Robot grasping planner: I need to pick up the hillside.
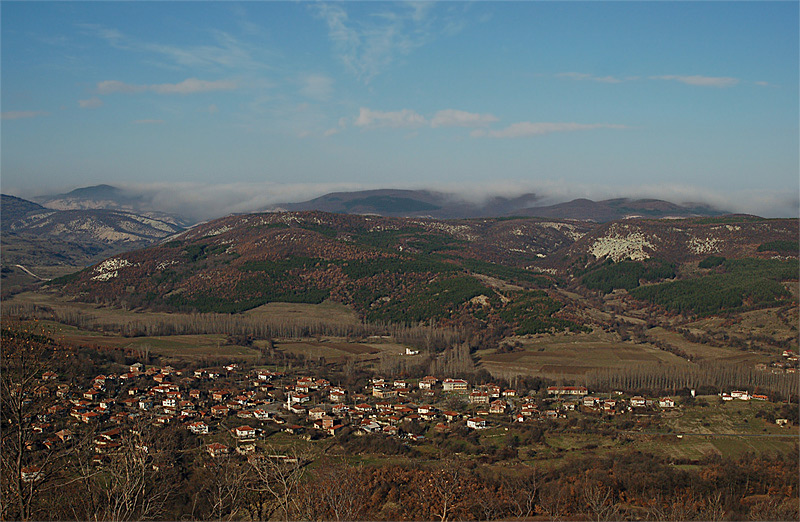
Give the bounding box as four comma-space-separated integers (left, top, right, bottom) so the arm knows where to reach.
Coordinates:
50, 211, 797, 329
1, 194, 186, 270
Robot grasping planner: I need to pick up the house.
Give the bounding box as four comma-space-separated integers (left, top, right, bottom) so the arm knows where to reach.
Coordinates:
776, 418, 791, 427
466, 417, 487, 429
442, 378, 468, 392
359, 419, 381, 433
546, 386, 588, 397
234, 426, 256, 440
502, 389, 517, 397
721, 393, 734, 401
308, 407, 326, 420
469, 391, 490, 404
329, 390, 346, 403
42, 371, 57, 381
630, 396, 646, 407
731, 390, 750, 401
83, 389, 101, 401
99, 428, 121, 441
210, 405, 230, 417
443, 411, 460, 422
288, 392, 310, 404
81, 411, 102, 423
419, 376, 438, 389
21, 466, 43, 482
486, 385, 501, 398
332, 404, 349, 416
372, 387, 397, 399
658, 397, 675, 408
489, 400, 508, 415
253, 409, 272, 420
354, 403, 373, 413
188, 422, 209, 434
206, 442, 229, 458
583, 396, 599, 408
236, 443, 256, 455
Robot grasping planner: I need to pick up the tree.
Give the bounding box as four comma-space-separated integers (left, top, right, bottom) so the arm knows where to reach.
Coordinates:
246, 443, 310, 521
0, 325, 60, 521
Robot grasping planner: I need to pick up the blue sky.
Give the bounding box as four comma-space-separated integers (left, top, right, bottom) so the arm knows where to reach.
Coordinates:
2, 1, 798, 219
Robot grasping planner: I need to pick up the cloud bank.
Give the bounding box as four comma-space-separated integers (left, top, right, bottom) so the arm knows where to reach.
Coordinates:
24, 181, 791, 223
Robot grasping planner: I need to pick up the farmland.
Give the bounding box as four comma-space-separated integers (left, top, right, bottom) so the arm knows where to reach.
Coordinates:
476, 331, 692, 379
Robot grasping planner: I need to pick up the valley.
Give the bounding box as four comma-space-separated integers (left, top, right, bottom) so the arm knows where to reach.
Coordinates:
2, 201, 798, 521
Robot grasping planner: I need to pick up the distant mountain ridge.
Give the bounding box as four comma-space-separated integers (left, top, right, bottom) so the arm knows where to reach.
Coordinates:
1, 194, 186, 268
516, 197, 726, 222
29, 184, 728, 223
267, 189, 542, 219
267, 189, 726, 221
34, 184, 190, 227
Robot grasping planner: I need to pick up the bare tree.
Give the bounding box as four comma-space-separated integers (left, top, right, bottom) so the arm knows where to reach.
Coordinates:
68, 419, 175, 521
582, 481, 620, 522
295, 460, 367, 521
502, 465, 540, 519
0, 325, 56, 521
246, 443, 310, 521
428, 462, 464, 522
206, 456, 250, 521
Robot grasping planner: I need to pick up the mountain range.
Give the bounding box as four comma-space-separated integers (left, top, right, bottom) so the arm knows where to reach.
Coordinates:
47, 209, 797, 327
1, 194, 185, 269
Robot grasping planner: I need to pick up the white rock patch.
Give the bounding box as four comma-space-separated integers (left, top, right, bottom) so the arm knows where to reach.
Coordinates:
590, 227, 654, 261
91, 258, 134, 281
688, 236, 720, 254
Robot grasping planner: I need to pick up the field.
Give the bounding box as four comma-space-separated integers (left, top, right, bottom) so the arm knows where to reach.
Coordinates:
646, 327, 769, 364
475, 330, 692, 379
262, 338, 410, 363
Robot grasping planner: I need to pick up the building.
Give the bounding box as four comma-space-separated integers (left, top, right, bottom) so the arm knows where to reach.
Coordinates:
442, 378, 468, 392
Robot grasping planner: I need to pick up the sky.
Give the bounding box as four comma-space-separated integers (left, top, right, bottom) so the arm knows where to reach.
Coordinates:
2, 0, 798, 219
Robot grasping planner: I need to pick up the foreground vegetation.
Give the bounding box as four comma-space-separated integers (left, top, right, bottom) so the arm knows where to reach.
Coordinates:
2, 319, 798, 521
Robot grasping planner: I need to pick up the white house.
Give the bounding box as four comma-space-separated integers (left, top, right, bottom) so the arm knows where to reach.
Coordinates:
466, 417, 487, 429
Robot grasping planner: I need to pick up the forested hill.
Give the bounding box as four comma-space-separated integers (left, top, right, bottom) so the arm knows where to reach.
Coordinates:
49, 211, 797, 325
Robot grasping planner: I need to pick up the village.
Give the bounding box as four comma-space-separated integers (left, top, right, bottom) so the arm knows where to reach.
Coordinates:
20, 351, 796, 476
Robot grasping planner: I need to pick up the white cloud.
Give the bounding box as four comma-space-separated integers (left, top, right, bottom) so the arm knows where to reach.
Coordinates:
472, 121, 627, 138
1, 111, 48, 120
651, 75, 739, 87
84, 23, 265, 72
314, 2, 438, 82
132, 119, 164, 125
557, 72, 624, 84
300, 74, 334, 101
97, 78, 237, 95
354, 107, 427, 128
430, 109, 498, 128
78, 97, 104, 109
